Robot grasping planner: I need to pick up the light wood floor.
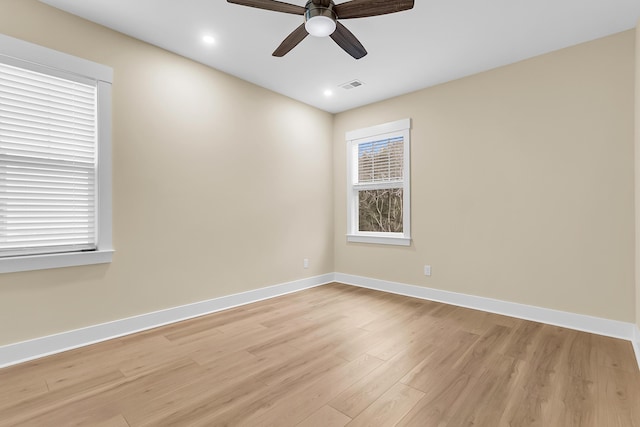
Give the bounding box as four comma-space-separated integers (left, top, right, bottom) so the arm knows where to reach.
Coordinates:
1, 283, 639, 426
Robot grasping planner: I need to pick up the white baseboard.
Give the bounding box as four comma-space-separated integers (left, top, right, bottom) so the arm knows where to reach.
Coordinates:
335, 273, 637, 343
0, 273, 334, 369
633, 326, 640, 371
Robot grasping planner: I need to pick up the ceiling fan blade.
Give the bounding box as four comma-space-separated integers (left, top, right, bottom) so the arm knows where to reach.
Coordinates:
334, 0, 414, 19
227, 0, 305, 15
273, 24, 309, 57
330, 22, 367, 59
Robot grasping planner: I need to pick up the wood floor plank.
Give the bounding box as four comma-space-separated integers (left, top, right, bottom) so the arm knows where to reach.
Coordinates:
400, 329, 479, 392
0, 375, 49, 412
296, 405, 351, 427
595, 365, 640, 426
516, 324, 569, 398
0, 282, 637, 426
396, 370, 473, 427
124, 369, 268, 426
329, 339, 437, 418
215, 316, 269, 335
500, 318, 544, 360
242, 354, 384, 427
456, 355, 532, 426
365, 312, 441, 361
96, 415, 131, 427
591, 333, 640, 373
345, 382, 425, 427
1, 357, 192, 426
452, 324, 513, 378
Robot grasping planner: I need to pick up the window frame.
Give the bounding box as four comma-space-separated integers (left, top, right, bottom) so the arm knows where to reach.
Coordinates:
346, 118, 411, 246
0, 34, 113, 273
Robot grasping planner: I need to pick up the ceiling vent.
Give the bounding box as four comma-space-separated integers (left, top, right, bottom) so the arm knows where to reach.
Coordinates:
340, 79, 364, 90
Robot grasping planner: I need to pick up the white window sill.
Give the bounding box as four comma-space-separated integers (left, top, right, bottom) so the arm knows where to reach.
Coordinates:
347, 234, 411, 246
0, 250, 114, 274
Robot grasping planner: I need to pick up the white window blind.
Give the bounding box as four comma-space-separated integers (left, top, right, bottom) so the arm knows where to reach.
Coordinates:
357, 136, 404, 185
0, 61, 98, 257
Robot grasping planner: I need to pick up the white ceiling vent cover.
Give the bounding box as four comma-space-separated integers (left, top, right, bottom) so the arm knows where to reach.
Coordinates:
340, 79, 365, 90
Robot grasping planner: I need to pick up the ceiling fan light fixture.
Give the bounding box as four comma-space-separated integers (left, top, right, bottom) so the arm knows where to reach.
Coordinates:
305, 15, 336, 37
304, 2, 337, 37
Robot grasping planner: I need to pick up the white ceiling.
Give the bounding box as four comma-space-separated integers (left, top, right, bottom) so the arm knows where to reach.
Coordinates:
40, 0, 640, 114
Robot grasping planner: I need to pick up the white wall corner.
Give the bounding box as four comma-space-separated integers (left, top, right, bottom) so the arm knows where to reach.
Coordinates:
0, 273, 335, 369
334, 273, 638, 343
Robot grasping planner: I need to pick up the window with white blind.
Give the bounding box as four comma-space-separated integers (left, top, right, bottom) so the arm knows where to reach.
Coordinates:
0, 34, 113, 273
346, 118, 411, 246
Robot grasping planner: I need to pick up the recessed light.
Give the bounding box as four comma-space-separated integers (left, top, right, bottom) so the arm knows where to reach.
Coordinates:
323, 89, 333, 97
202, 35, 216, 45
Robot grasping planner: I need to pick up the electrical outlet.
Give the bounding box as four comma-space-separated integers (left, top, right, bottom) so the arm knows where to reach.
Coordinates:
303, 258, 309, 269
424, 265, 431, 276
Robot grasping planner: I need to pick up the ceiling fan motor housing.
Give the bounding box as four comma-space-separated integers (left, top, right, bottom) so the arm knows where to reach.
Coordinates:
305, 0, 337, 37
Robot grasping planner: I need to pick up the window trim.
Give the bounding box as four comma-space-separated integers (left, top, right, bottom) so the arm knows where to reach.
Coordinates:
0, 34, 113, 273
346, 118, 411, 246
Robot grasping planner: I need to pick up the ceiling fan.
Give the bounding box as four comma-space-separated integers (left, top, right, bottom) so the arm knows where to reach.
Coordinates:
227, 0, 415, 59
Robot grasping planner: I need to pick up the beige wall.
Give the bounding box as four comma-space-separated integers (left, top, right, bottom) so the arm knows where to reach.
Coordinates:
334, 31, 636, 322
0, 0, 334, 346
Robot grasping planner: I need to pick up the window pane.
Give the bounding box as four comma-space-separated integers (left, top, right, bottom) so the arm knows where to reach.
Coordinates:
358, 136, 403, 184
358, 188, 403, 232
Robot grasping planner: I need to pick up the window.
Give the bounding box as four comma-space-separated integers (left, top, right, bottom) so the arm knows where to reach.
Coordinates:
346, 118, 411, 246
0, 34, 113, 273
